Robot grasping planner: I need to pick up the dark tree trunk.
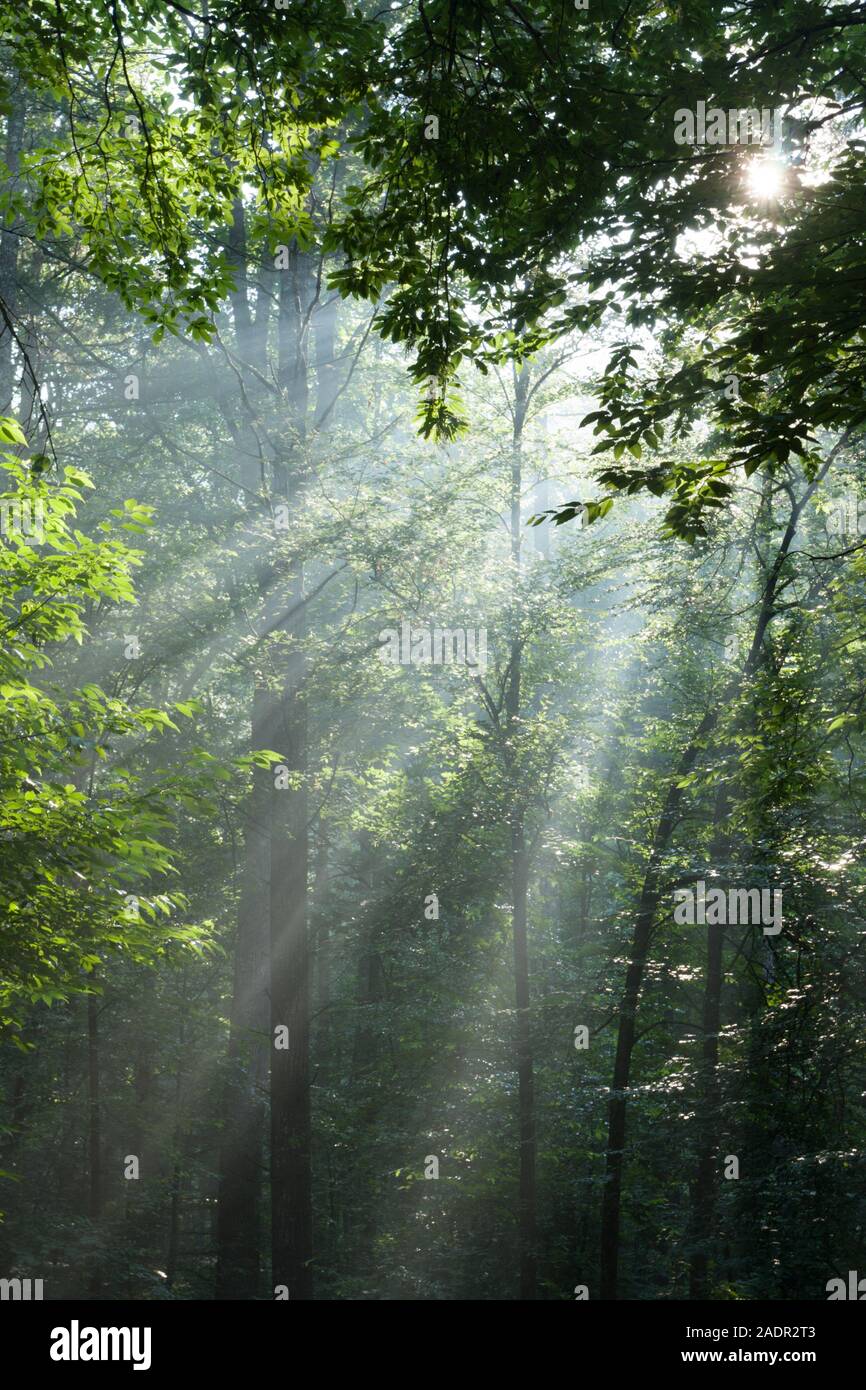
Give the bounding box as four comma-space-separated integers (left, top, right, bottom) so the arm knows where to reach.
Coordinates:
166, 974, 188, 1289
313, 831, 332, 1069
688, 909, 724, 1298
598, 760, 707, 1299
87, 994, 102, 1224
351, 830, 383, 1078
214, 225, 274, 1297
87, 992, 103, 1296
215, 698, 272, 1297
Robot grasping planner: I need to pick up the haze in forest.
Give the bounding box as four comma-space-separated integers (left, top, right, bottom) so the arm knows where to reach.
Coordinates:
0, 0, 864, 1304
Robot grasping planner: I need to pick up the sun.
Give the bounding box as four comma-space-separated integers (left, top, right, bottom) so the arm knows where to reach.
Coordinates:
744, 156, 786, 201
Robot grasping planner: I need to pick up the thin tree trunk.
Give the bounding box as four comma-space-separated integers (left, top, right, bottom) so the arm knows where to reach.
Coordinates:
508, 363, 537, 1297
269, 635, 311, 1297
314, 831, 332, 1070
269, 242, 313, 1299
0, 86, 24, 416
87, 994, 102, 1223
87, 991, 103, 1295
512, 813, 536, 1297
166, 972, 188, 1288
688, 781, 731, 1299
351, 830, 382, 1078
688, 909, 724, 1297
599, 746, 709, 1299
216, 701, 272, 1297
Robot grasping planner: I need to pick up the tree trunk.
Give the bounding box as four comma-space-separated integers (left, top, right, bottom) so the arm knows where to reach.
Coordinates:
512, 813, 536, 1297
269, 631, 311, 1297
214, 214, 274, 1298
314, 291, 339, 426
87, 994, 102, 1224
686, 769, 738, 1299
87, 991, 103, 1295
216, 687, 272, 1295
313, 831, 332, 1072
508, 363, 537, 1297
688, 909, 724, 1298
0, 87, 24, 416
166, 971, 188, 1289
598, 752, 708, 1299
269, 242, 313, 1299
